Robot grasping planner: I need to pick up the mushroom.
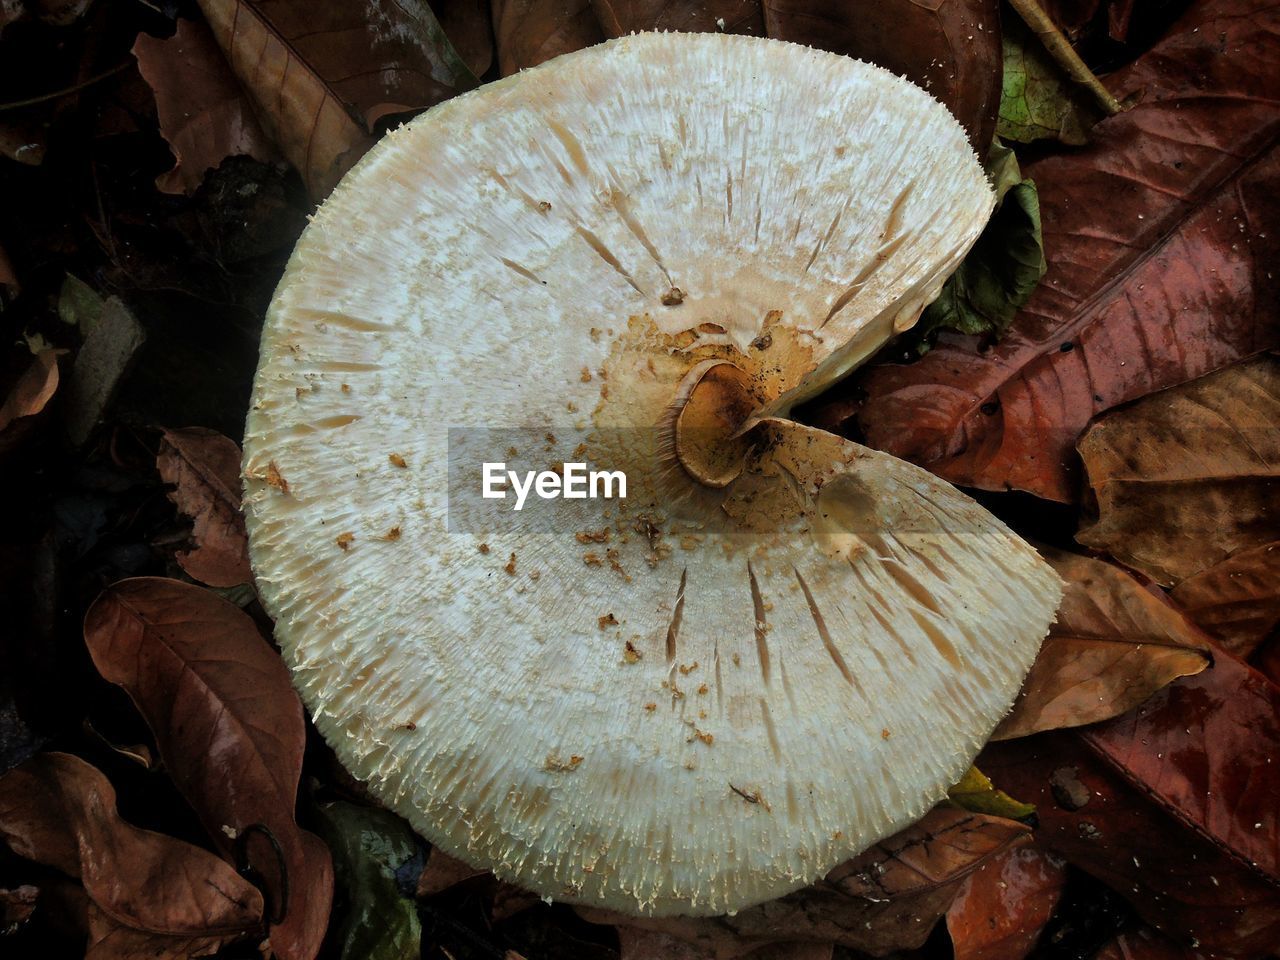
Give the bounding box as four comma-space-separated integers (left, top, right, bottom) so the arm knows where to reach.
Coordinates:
242, 33, 1062, 917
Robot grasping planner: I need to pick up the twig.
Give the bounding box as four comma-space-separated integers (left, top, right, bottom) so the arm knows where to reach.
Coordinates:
1007, 0, 1125, 116
0, 62, 131, 112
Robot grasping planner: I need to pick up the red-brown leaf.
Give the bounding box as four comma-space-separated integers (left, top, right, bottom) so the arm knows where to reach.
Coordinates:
993, 549, 1210, 740
156, 427, 251, 588
1082, 650, 1280, 884
83, 578, 333, 960
0, 752, 262, 941
1171, 541, 1280, 657
591, 0, 764, 37
133, 19, 280, 195
945, 844, 1067, 960
1093, 926, 1210, 960
854, 0, 1280, 502
493, 0, 607, 75
764, 0, 1002, 150
982, 733, 1280, 957
581, 806, 1029, 957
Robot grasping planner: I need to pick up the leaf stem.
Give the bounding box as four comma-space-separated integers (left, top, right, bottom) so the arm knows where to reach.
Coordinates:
0, 62, 131, 112
1007, 0, 1125, 116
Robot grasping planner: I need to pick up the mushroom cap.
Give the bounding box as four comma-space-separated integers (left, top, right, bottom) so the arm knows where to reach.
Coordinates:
243, 33, 1061, 917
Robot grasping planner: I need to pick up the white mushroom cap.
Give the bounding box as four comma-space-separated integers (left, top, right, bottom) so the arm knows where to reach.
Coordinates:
242, 33, 1061, 917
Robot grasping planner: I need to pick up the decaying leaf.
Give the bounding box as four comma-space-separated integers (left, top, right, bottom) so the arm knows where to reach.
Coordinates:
998, 11, 1100, 145
946, 844, 1067, 960
83, 578, 333, 960
947, 766, 1036, 819
854, 0, 1280, 502
0, 348, 60, 435
983, 733, 1280, 958
493, 0, 606, 74
591, 0, 764, 37
0, 752, 263, 948
908, 140, 1045, 352
1093, 926, 1210, 959
156, 427, 252, 588
1077, 356, 1280, 587
61, 298, 145, 447
0, 884, 38, 934
763, 0, 1002, 149
1171, 540, 1280, 657
581, 807, 1030, 957
133, 19, 280, 195
314, 802, 420, 960
993, 549, 1210, 741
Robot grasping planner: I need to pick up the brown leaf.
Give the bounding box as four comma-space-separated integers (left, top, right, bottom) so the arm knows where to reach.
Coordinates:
946, 844, 1067, 960
435, 0, 496, 76
0, 122, 45, 165
0, 348, 60, 434
993, 549, 1210, 740
1171, 541, 1280, 657
591, 0, 764, 37
617, 928, 832, 960
493, 0, 606, 75
0, 241, 16, 297
1082, 649, 1280, 885
415, 847, 487, 897
156, 427, 252, 588
133, 19, 280, 195
983, 733, 1280, 958
1093, 925, 1210, 960
582, 807, 1029, 957
0, 884, 38, 932
1077, 356, 1280, 587
83, 578, 333, 960
853, 0, 1280, 502
764, 0, 1002, 150
0, 752, 262, 942
83, 902, 244, 960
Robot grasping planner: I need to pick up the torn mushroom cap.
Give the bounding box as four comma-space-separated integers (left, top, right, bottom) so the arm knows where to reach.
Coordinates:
242, 33, 1062, 917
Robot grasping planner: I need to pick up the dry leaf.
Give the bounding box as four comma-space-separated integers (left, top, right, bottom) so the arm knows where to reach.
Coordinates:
993, 549, 1210, 740
854, 0, 1280, 502
156, 426, 252, 587
0, 753, 263, 943
133, 19, 280, 195
581, 807, 1029, 957
1171, 540, 1280, 657
946, 844, 1067, 960
83, 578, 333, 960
1077, 356, 1280, 586
0, 348, 60, 434
493, 0, 606, 75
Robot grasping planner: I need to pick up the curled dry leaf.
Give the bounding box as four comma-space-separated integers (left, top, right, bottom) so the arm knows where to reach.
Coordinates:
493, 0, 606, 75
983, 733, 1280, 958
993, 549, 1210, 741
197, 0, 476, 198
1171, 541, 1280, 658
945, 844, 1068, 960
1077, 355, 1280, 587
133, 19, 280, 195
855, 0, 1280, 502
83, 578, 333, 960
0, 752, 263, 943
763, 0, 1002, 149
581, 807, 1030, 957
590, 0, 764, 37
156, 427, 251, 588
0, 348, 60, 435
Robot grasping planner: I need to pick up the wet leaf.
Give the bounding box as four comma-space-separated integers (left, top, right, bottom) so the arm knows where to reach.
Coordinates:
1082, 650, 1280, 885
590, 0, 764, 37
1170, 540, 1280, 657
1093, 925, 1210, 959
314, 802, 420, 960
948, 766, 1036, 819
983, 733, 1280, 957
0, 348, 60, 434
0, 752, 263, 943
1077, 356, 1280, 587
998, 12, 1100, 145
581, 806, 1029, 957
83, 578, 333, 960
993, 549, 1210, 741
61, 298, 145, 447
196, 0, 477, 198
946, 844, 1067, 960
156, 427, 251, 588
854, 0, 1280, 502
133, 19, 280, 196
764, 0, 1002, 149
493, 0, 606, 75
908, 141, 1045, 352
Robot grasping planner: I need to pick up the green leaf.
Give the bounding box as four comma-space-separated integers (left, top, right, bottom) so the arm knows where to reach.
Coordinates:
947, 766, 1036, 820
998, 14, 1101, 146
908, 140, 1046, 354
314, 802, 421, 960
